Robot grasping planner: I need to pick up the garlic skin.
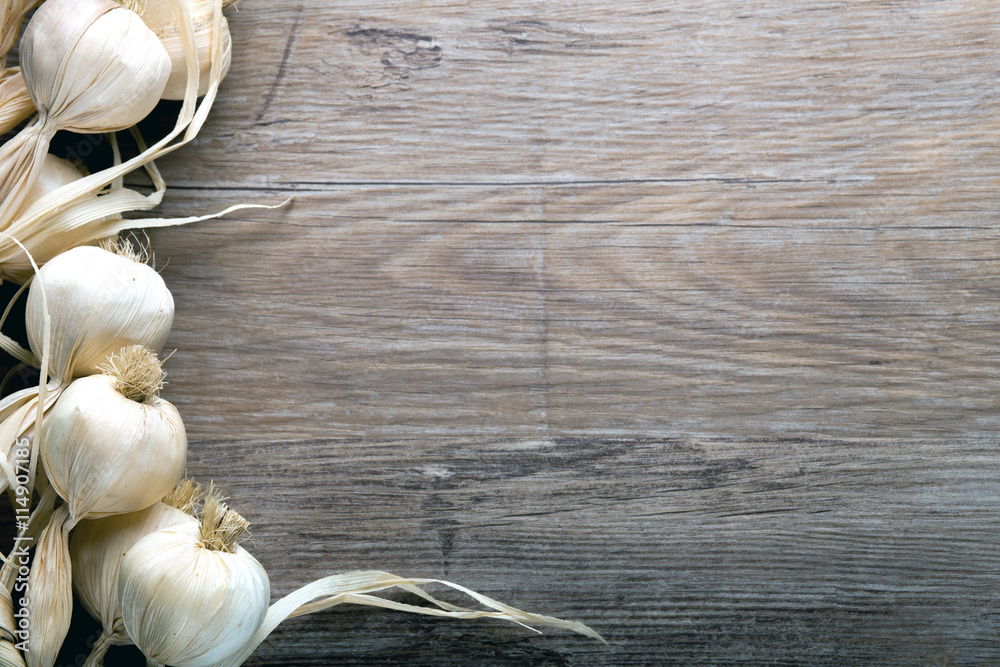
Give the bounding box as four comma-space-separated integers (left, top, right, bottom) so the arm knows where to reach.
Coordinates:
25, 246, 174, 384
24, 154, 82, 205
71, 503, 198, 643
140, 0, 233, 99
0, 0, 170, 223
0, 69, 33, 137
24, 360, 186, 665
41, 373, 187, 520
119, 527, 270, 667
0, 155, 92, 282
20, 0, 170, 134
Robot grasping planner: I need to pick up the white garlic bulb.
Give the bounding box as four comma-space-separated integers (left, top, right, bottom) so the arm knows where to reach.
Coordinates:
140, 0, 233, 99
0, 0, 170, 224
119, 497, 269, 667
72, 487, 201, 666
24, 155, 82, 205
25, 245, 174, 384
20, 0, 170, 134
42, 356, 187, 519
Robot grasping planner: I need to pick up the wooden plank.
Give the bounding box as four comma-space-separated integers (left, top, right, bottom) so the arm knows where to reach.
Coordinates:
146, 184, 1000, 442
55, 436, 999, 666
137, 0, 1000, 441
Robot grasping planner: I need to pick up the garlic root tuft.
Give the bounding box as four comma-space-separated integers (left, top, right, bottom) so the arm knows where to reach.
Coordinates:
200, 485, 249, 553
98, 345, 164, 404
161, 478, 202, 516
98, 236, 149, 265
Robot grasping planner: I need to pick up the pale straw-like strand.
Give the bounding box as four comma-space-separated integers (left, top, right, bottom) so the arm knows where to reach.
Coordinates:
213, 571, 604, 666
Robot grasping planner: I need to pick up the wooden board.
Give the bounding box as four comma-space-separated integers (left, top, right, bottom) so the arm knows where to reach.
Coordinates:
29, 0, 1000, 664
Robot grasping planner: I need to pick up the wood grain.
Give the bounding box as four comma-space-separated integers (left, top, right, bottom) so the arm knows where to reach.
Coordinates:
143, 0, 1000, 442
86, 436, 995, 666
41, 0, 1000, 664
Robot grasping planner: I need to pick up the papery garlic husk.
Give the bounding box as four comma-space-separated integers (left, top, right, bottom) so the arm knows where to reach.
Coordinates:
0, 0, 39, 56
0, 153, 98, 284
140, 0, 233, 99
119, 499, 269, 667
71, 481, 201, 667
0, 70, 33, 138
217, 568, 607, 667
42, 354, 187, 520
0, 0, 170, 224
0, 586, 26, 667
24, 348, 186, 667
0, 380, 61, 499
0, 154, 98, 282
26, 245, 174, 384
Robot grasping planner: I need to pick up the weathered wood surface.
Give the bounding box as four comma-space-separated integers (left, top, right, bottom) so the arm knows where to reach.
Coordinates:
60, 0, 1000, 664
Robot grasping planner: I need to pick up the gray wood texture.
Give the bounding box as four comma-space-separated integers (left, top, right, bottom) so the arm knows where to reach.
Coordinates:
100, 0, 1000, 664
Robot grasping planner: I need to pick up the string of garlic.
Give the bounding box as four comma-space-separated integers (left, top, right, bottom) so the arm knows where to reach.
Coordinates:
0, 2, 236, 664
25, 345, 186, 666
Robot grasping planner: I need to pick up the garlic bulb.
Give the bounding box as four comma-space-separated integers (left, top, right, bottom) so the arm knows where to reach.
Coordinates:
24, 155, 82, 207
42, 347, 187, 519
140, 0, 233, 99
25, 244, 174, 384
21, 0, 170, 133
119, 494, 269, 667
0, 0, 170, 224
25, 347, 186, 667
71, 480, 201, 667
